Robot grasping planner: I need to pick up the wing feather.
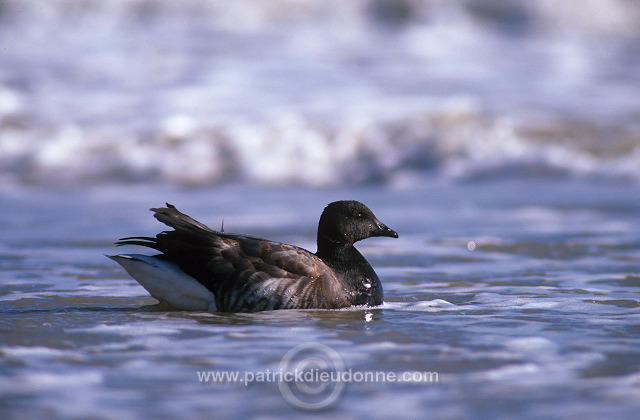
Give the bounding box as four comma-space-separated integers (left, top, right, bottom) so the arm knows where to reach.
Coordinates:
116, 205, 350, 312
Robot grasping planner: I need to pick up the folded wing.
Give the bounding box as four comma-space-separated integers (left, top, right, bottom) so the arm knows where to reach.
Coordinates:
116, 204, 349, 312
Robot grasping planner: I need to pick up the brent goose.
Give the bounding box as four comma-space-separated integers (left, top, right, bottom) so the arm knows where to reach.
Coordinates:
109, 201, 398, 312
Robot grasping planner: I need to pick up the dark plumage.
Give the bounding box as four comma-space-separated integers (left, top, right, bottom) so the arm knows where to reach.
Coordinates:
109, 200, 398, 312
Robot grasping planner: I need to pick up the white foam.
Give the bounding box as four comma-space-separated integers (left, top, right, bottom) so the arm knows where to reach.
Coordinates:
68, 322, 182, 336
16, 371, 103, 390
4, 107, 638, 187
0, 0, 638, 187
383, 299, 457, 311
1, 346, 77, 358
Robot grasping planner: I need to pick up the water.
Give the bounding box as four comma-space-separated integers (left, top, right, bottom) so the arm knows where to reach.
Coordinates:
1, 182, 639, 419
1, 0, 639, 186
1, 0, 640, 418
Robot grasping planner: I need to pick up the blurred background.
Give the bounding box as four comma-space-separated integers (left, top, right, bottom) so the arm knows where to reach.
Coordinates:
1, 0, 639, 188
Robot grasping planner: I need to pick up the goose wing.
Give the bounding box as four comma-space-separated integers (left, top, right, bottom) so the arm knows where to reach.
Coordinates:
117, 204, 350, 312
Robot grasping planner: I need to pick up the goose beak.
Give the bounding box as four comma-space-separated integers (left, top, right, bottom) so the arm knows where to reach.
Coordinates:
373, 221, 398, 238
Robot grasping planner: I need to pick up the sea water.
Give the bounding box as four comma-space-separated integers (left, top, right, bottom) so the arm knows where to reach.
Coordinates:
1, 1, 640, 419
1, 0, 639, 187
1, 182, 639, 419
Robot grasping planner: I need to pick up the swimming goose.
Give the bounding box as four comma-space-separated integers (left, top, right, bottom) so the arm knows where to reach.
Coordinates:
109, 200, 398, 312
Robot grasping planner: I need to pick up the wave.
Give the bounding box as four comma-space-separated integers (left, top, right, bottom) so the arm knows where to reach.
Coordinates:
1, 0, 639, 187
2, 102, 639, 187
3, 0, 639, 38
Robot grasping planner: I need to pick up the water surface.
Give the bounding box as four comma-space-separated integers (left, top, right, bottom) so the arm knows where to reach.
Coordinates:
1, 182, 639, 418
